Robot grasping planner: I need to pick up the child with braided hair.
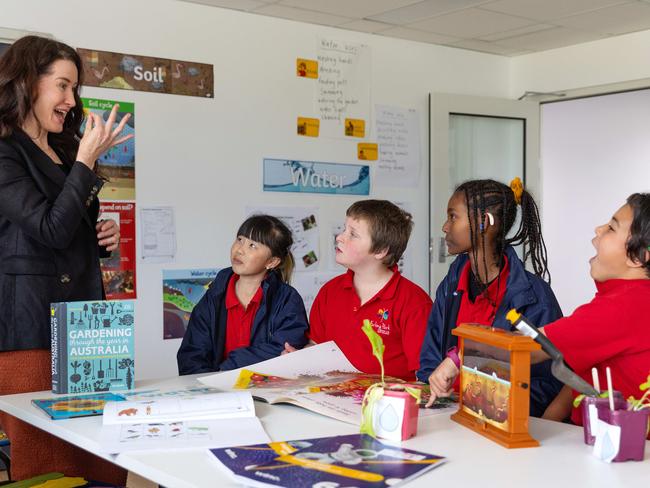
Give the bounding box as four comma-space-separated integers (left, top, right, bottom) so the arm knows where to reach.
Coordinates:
417, 178, 563, 416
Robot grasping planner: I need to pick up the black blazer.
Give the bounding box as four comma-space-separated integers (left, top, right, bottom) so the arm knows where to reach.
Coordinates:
0, 130, 106, 351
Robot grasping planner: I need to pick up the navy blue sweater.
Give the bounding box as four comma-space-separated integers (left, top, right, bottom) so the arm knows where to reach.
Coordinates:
417, 246, 564, 417
177, 268, 309, 374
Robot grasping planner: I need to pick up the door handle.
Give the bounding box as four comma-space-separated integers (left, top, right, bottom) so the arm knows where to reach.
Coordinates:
438, 237, 447, 263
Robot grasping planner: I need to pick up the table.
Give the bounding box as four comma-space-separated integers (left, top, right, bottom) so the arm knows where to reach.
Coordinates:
0, 374, 647, 488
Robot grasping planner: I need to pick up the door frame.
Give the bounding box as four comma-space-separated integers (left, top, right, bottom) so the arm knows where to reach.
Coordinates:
428, 93, 540, 293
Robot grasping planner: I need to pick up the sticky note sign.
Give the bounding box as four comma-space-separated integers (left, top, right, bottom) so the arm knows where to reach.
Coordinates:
344, 119, 365, 138
296, 58, 318, 78
358, 143, 378, 161
297, 117, 320, 137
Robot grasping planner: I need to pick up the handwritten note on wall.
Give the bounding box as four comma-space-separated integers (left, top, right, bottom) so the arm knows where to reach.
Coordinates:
316, 38, 370, 138
375, 105, 420, 188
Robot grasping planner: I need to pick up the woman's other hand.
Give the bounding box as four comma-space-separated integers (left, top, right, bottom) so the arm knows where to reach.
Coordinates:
96, 219, 120, 252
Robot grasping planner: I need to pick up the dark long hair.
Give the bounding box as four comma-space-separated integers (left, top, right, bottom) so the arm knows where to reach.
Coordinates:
237, 215, 295, 283
0, 35, 84, 162
455, 179, 550, 299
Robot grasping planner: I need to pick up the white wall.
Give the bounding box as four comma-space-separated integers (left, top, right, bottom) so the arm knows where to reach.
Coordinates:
1, 0, 511, 380
510, 29, 650, 97
512, 32, 650, 314
541, 90, 650, 314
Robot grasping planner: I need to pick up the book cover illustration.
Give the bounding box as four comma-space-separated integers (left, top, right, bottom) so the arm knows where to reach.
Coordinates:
199, 342, 456, 424
51, 300, 135, 394
31, 392, 126, 420
210, 433, 446, 487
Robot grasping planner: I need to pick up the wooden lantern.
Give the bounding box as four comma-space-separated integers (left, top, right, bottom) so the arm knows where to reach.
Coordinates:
450, 323, 540, 448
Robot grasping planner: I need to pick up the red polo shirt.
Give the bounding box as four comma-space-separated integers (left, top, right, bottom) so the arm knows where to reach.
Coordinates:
224, 274, 263, 359
544, 279, 650, 428
456, 257, 510, 327
309, 268, 432, 381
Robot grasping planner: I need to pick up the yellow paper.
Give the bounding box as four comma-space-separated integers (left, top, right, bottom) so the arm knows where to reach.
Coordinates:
33, 478, 88, 488
345, 118, 365, 138
297, 117, 320, 137
233, 369, 255, 389
276, 454, 384, 482
296, 58, 318, 78
358, 143, 378, 161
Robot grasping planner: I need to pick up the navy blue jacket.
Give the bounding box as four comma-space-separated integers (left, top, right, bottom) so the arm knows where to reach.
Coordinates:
417, 246, 564, 417
177, 267, 309, 375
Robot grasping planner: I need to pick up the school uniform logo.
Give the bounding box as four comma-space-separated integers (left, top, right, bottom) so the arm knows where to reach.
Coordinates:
371, 309, 391, 335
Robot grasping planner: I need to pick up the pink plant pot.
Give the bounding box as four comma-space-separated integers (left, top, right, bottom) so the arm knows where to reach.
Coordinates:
595, 404, 650, 462
382, 384, 421, 440
581, 392, 626, 445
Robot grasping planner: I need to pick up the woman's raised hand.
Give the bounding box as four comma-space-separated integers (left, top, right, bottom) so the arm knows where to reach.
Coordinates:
76, 104, 133, 169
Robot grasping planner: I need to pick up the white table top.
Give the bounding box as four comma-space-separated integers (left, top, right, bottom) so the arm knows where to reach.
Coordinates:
0, 375, 647, 488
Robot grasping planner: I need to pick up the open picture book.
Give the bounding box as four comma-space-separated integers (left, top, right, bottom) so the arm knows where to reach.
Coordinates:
99, 391, 269, 454
199, 342, 456, 425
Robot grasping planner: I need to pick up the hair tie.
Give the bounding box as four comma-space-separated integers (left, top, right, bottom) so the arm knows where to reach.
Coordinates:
510, 177, 523, 205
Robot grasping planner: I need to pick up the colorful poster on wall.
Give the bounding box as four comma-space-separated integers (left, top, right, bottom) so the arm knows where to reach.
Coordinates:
245, 206, 320, 272
296, 58, 318, 78
263, 159, 369, 195
357, 143, 378, 161
163, 268, 219, 340
77, 48, 213, 98
99, 201, 137, 300
81, 98, 135, 201
344, 118, 365, 137
297, 117, 319, 137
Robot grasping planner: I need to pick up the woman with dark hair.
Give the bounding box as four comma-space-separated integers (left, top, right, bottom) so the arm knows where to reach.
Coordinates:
0, 36, 132, 482
177, 214, 309, 374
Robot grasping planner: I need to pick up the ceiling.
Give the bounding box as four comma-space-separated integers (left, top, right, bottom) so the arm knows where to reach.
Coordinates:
178, 0, 650, 56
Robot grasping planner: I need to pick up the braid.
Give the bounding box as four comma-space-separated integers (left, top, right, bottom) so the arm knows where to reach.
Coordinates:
464, 186, 482, 293
479, 188, 490, 298
506, 190, 550, 282
456, 178, 550, 290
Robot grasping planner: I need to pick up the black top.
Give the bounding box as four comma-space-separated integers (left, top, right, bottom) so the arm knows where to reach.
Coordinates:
0, 130, 106, 351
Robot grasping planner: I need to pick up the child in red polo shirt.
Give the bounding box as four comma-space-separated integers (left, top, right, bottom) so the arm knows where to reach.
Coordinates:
304, 200, 432, 381
177, 215, 308, 374
425, 192, 650, 430
420, 179, 563, 417
537, 193, 650, 426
